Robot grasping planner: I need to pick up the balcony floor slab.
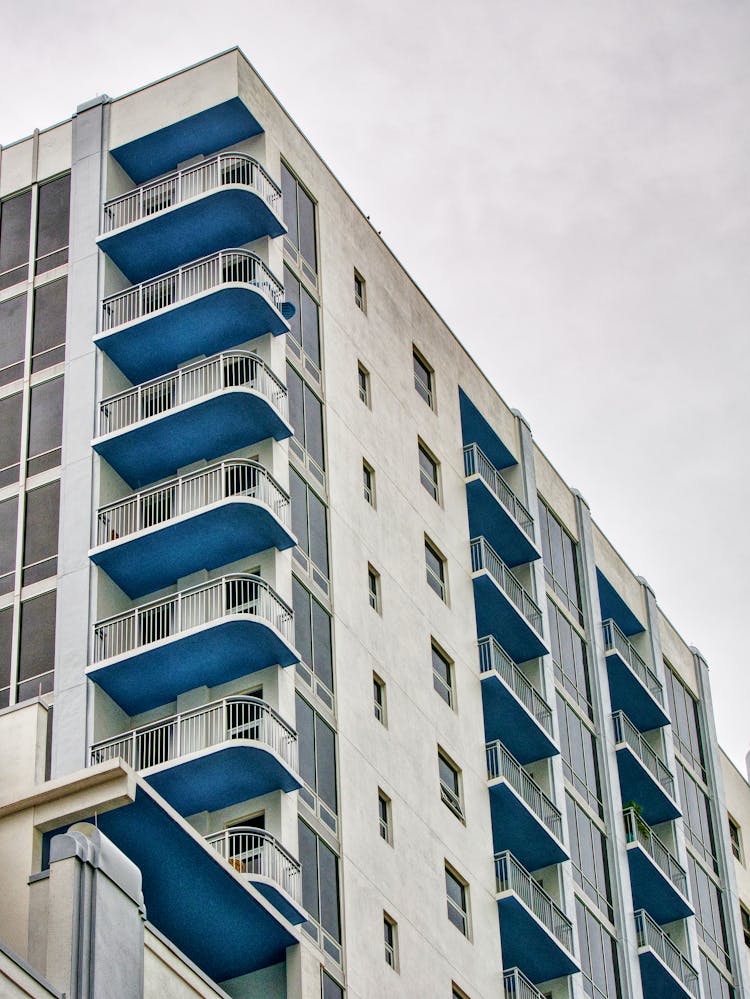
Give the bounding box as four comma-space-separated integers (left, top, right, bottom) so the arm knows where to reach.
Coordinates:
607, 650, 670, 731
496, 893, 578, 984
488, 779, 568, 871
481, 673, 558, 765
466, 477, 540, 568
638, 947, 695, 999
627, 843, 693, 924
472, 574, 548, 664
615, 744, 681, 825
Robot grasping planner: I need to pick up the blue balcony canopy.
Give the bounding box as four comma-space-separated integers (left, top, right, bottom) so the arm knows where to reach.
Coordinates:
597, 569, 645, 637
605, 649, 669, 733
497, 893, 578, 984
626, 842, 693, 924
615, 740, 681, 825
459, 389, 517, 470
488, 779, 568, 870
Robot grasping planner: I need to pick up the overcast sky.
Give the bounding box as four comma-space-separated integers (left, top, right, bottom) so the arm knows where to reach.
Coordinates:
2, 0, 748, 772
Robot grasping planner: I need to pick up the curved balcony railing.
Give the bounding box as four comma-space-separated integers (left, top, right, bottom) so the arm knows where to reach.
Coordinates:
602, 619, 664, 705
623, 809, 688, 898
102, 153, 282, 233
97, 351, 287, 438
207, 826, 301, 905
470, 537, 543, 636
634, 909, 699, 997
90, 695, 297, 773
463, 443, 534, 540
503, 968, 547, 999
486, 741, 562, 842
92, 573, 293, 663
478, 636, 553, 736
101, 249, 284, 332
612, 711, 675, 798
495, 851, 573, 954
96, 459, 290, 546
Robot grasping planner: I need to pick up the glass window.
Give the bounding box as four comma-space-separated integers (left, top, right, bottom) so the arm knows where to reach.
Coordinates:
431, 641, 454, 708
292, 576, 334, 696
438, 749, 463, 819
0, 606, 12, 708
321, 970, 344, 999
17, 589, 56, 701
700, 953, 736, 999
729, 817, 743, 863
0, 392, 23, 487
383, 913, 398, 970
538, 500, 583, 622
362, 460, 375, 507
28, 377, 64, 476
22, 480, 60, 585
280, 163, 299, 249
425, 537, 446, 602
281, 163, 317, 280
296, 692, 337, 823
373, 672, 386, 724
413, 348, 434, 409
287, 362, 325, 477
557, 692, 603, 815
368, 565, 381, 612
354, 270, 366, 312
549, 597, 592, 716
576, 898, 622, 999
358, 362, 370, 406
35, 175, 70, 274
665, 664, 706, 780
418, 441, 440, 501
32, 278, 66, 372
0, 292, 27, 386
741, 905, 750, 948
566, 794, 612, 920
0, 496, 18, 595
445, 865, 469, 936
290, 467, 329, 581
284, 266, 320, 368
0, 190, 31, 290
678, 761, 718, 870
378, 789, 392, 844
689, 854, 732, 970
299, 818, 342, 960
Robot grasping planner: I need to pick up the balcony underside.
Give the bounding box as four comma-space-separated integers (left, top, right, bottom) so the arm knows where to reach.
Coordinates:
597, 569, 644, 637
99, 188, 285, 284
472, 574, 548, 665
488, 780, 568, 871
627, 844, 693, 924
88, 618, 298, 715
615, 745, 681, 825
466, 478, 540, 568
481, 673, 557, 765
638, 947, 694, 999
459, 389, 517, 471
606, 649, 670, 732
96, 287, 288, 384
94, 389, 292, 489
111, 97, 263, 185
496, 894, 578, 984
143, 742, 301, 816
91, 500, 295, 599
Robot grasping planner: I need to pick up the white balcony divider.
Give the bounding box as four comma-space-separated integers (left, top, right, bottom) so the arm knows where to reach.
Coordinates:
634, 909, 699, 997
495, 851, 574, 953
602, 619, 664, 705
503, 967, 548, 999
102, 153, 282, 233
463, 443, 535, 541
206, 826, 302, 906
90, 695, 297, 773
486, 740, 562, 842
612, 711, 675, 799
623, 808, 688, 898
478, 636, 553, 736
96, 459, 290, 546
101, 249, 284, 331
97, 351, 288, 437
92, 573, 293, 663
470, 536, 543, 636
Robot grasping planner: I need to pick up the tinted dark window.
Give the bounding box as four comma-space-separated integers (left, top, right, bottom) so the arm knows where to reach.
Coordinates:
689, 855, 731, 969
0, 497, 18, 595
665, 665, 706, 779
292, 577, 334, 693
17, 589, 56, 701
678, 760, 718, 870
0, 606, 12, 708
284, 266, 320, 367
539, 500, 583, 622
23, 480, 60, 584
295, 692, 337, 815
576, 897, 622, 999
0, 191, 31, 289
286, 362, 325, 473
567, 794, 612, 920
298, 818, 341, 946
298, 187, 317, 274
280, 163, 299, 248
35, 175, 70, 274
0, 293, 27, 385
0, 393, 23, 487
32, 278, 67, 371
549, 597, 591, 716
322, 971, 344, 999
290, 468, 329, 579
28, 377, 63, 475
557, 692, 602, 815
298, 818, 319, 922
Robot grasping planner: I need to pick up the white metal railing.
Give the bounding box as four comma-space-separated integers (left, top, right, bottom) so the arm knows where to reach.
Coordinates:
634, 909, 699, 997
486, 741, 562, 842
90, 695, 297, 773
478, 636, 553, 736
463, 443, 535, 541
92, 573, 293, 663
97, 351, 288, 438
495, 851, 573, 954
503, 968, 547, 999
612, 711, 675, 799
470, 537, 543, 637
102, 154, 282, 233
206, 826, 301, 905
101, 249, 284, 331
602, 619, 664, 705
96, 460, 290, 546
623, 809, 688, 898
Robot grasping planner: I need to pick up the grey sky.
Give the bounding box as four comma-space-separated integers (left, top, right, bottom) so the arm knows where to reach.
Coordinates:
2, 0, 748, 771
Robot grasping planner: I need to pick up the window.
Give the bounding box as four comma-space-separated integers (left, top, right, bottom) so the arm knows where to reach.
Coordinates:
296, 693, 338, 831
700, 953, 737, 999
548, 597, 592, 717
35, 175, 70, 274
287, 362, 325, 481
418, 440, 440, 501
431, 641, 454, 708
27, 376, 64, 476
445, 865, 470, 937
425, 537, 447, 602
290, 467, 329, 586
354, 270, 366, 312
538, 500, 583, 623
688, 854, 732, 970
0, 606, 12, 708
281, 163, 317, 283
741, 905, 750, 948
378, 789, 392, 844
293, 577, 334, 704
373, 672, 386, 724
22, 480, 60, 585
32, 278, 67, 372
729, 816, 743, 864
383, 913, 398, 970
665, 665, 706, 780
17, 589, 56, 701
362, 460, 375, 507
298, 819, 342, 963
368, 564, 381, 612
0, 190, 31, 290
557, 692, 603, 816
413, 348, 434, 409
321, 970, 345, 999
0, 392, 23, 488
576, 898, 622, 999
0, 497, 18, 596
438, 749, 463, 820
284, 265, 320, 370
677, 761, 718, 870
566, 794, 613, 921
0, 292, 27, 386
357, 362, 370, 406
452, 986, 470, 999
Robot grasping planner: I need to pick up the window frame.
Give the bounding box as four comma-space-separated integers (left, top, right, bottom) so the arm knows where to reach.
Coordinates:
445, 863, 470, 938
383, 912, 399, 971
438, 747, 464, 820
418, 438, 440, 502
412, 346, 435, 410
354, 269, 366, 313
424, 536, 447, 603
357, 361, 371, 407
368, 564, 381, 613
373, 672, 387, 726
431, 640, 454, 709
729, 815, 743, 865
378, 788, 392, 845
362, 459, 376, 507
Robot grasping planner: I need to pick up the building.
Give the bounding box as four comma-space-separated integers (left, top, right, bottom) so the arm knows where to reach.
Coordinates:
0, 46, 748, 999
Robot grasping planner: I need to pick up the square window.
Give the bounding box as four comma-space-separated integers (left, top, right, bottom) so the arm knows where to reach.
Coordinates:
373, 673, 387, 725
425, 537, 447, 602
438, 749, 463, 820
413, 348, 434, 410
418, 440, 440, 502
368, 564, 381, 612
445, 865, 470, 937
358, 362, 371, 406
431, 641, 454, 708
363, 460, 376, 507
354, 269, 366, 312
383, 913, 398, 970
378, 789, 392, 844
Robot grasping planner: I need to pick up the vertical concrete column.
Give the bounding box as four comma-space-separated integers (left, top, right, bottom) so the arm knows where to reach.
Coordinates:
692, 649, 750, 998
572, 490, 644, 999
51, 96, 109, 778
46, 822, 144, 999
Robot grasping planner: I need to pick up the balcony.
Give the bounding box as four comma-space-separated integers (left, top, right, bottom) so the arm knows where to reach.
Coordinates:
470, 537, 547, 664
495, 851, 578, 984
90, 695, 300, 815
91, 460, 294, 598
93, 351, 292, 489
478, 636, 557, 765
88, 574, 297, 715
623, 809, 692, 923
96, 250, 290, 383
503, 968, 548, 999
99, 154, 286, 283
613, 712, 680, 824
464, 444, 540, 567
603, 620, 669, 731
207, 826, 305, 926
486, 741, 567, 870
635, 909, 699, 999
